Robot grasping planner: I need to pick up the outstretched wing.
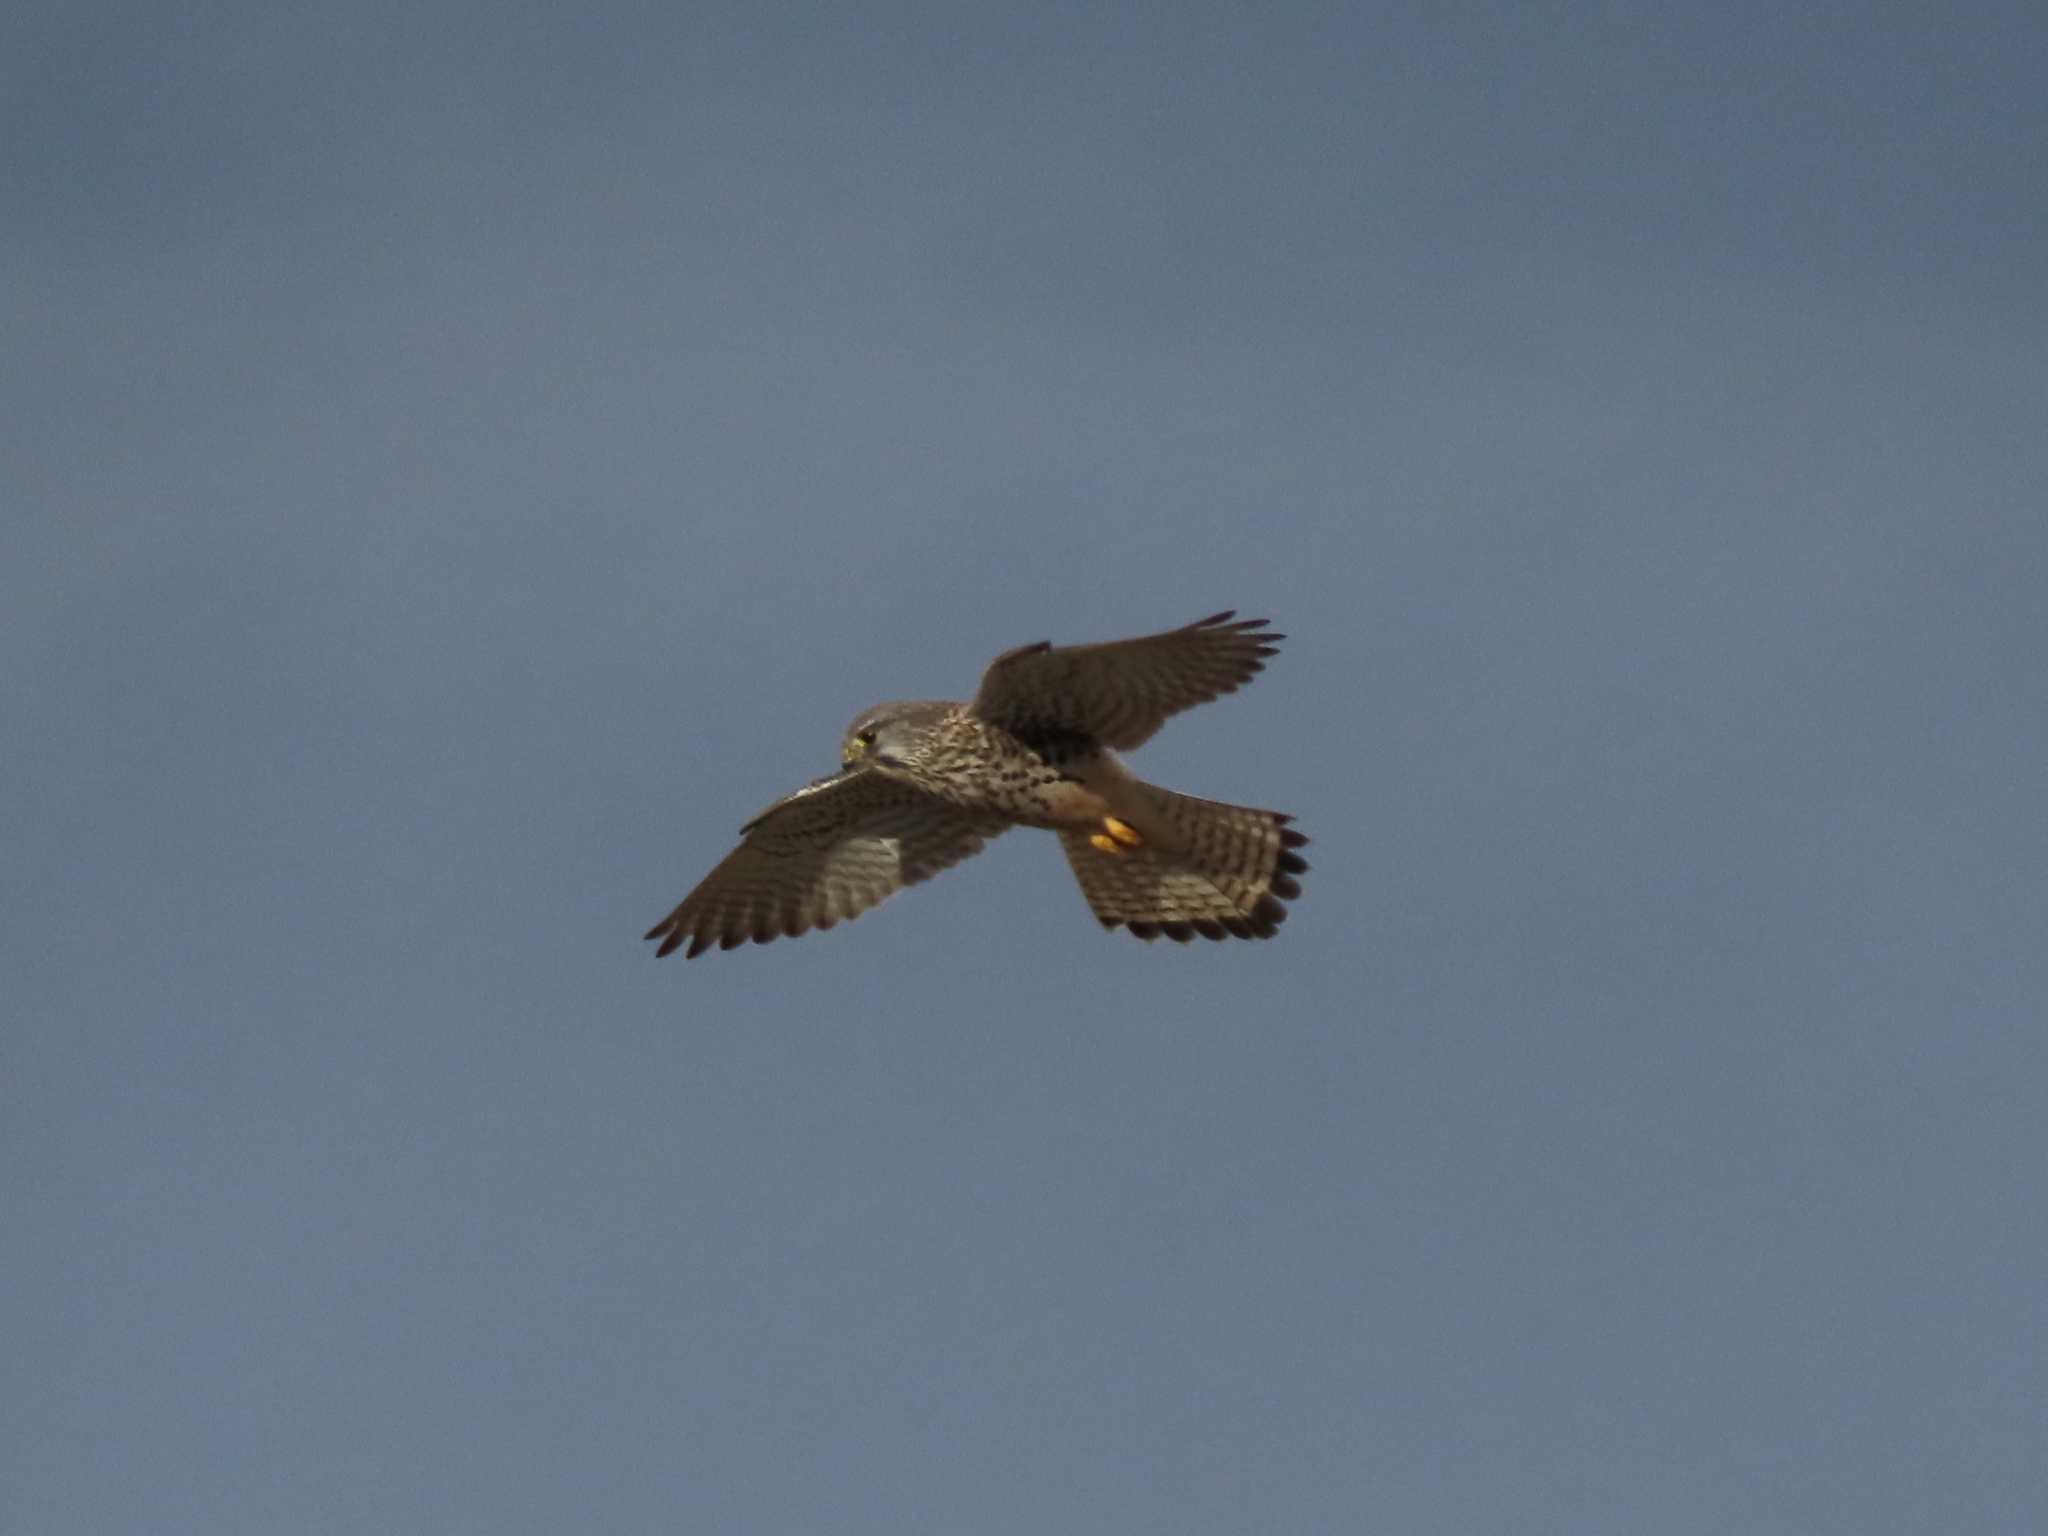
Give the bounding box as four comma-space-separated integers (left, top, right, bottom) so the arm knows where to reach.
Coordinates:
644, 770, 1008, 958
970, 610, 1283, 751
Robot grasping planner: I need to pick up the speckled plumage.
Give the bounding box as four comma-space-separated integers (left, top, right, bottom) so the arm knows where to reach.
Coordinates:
644, 610, 1309, 958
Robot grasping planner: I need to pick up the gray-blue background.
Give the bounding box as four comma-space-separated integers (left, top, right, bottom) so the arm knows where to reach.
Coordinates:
7, 3, 2044, 1530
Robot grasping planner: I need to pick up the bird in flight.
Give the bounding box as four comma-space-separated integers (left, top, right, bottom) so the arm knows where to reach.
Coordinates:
644, 610, 1309, 958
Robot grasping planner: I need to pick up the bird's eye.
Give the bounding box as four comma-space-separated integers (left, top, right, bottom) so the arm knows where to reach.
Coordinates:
858, 728, 878, 746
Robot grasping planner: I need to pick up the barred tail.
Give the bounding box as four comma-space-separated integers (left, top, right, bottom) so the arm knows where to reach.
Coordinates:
1057, 783, 1309, 943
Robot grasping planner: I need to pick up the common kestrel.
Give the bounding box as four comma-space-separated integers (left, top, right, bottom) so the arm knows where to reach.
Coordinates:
643, 610, 1309, 958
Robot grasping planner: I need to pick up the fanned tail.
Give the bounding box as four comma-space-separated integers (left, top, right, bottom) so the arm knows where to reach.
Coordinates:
1058, 783, 1309, 942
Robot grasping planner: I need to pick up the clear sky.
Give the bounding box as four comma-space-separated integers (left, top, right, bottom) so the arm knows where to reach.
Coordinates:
6, 3, 2045, 1531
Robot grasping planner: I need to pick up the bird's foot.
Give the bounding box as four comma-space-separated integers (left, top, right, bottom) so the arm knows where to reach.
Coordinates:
1088, 816, 1145, 856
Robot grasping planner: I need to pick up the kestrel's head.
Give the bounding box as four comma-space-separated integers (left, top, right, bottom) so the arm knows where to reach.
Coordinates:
841, 700, 953, 769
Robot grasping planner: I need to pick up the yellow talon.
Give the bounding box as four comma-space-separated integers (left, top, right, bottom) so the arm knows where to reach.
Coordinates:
1102, 816, 1144, 848
1089, 816, 1145, 855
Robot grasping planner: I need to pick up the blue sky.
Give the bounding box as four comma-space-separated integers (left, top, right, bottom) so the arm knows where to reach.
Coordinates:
6, 3, 2046, 1531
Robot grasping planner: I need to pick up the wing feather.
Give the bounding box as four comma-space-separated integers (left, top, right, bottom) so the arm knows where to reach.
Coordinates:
644, 769, 1007, 958
970, 610, 1283, 750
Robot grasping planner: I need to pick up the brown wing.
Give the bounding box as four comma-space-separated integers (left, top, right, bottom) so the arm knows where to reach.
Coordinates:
644, 769, 1008, 958
969, 610, 1283, 750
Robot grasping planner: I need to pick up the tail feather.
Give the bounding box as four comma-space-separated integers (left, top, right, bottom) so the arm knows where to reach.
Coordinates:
1058, 783, 1308, 943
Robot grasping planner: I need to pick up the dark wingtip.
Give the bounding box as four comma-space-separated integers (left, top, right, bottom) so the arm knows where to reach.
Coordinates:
993, 639, 1054, 669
